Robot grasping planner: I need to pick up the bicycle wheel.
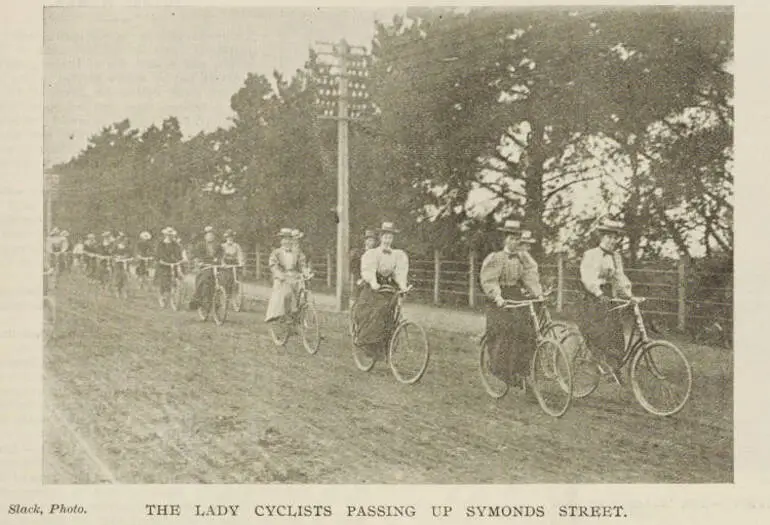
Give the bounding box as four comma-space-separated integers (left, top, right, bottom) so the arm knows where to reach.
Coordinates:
300, 303, 320, 355
630, 339, 692, 416
269, 318, 291, 347
388, 321, 429, 385
530, 338, 573, 417
478, 338, 509, 399
212, 286, 228, 325
560, 330, 601, 399
231, 281, 243, 312
170, 278, 183, 311
43, 297, 55, 344
351, 315, 377, 372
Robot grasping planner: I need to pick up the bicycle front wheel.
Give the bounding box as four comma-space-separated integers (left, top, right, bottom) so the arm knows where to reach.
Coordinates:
231, 281, 243, 312
388, 321, 429, 385
478, 339, 509, 399
300, 303, 320, 355
212, 286, 228, 325
269, 319, 290, 347
43, 297, 55, 344
630, 340, 692, 416
170, 278, 183, 311
530, 338, 573, 417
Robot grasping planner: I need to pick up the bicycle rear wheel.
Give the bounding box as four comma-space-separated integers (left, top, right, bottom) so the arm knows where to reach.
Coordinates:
630, 339, 692, 416
212, 286, 228, 325
351, 316, 377, 372
388, 321, 429, 385
478, 339, 509, 399
530, 338, 573, 417
300, 303, 320, 355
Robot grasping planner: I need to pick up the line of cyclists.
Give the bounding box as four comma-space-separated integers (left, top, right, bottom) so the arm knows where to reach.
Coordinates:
45, 225, 251, 309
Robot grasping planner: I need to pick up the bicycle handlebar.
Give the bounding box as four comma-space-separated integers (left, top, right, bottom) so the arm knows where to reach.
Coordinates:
158, 260, 184, 267
609, 297, 646, 311
378, 284, 413, 295
500, 289, 553, 308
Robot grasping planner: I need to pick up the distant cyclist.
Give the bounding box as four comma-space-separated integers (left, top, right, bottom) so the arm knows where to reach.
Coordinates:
135, 231, 154, 283
188, 225, 224, 311
220, 229, 245, 298
155, 226, 184, 307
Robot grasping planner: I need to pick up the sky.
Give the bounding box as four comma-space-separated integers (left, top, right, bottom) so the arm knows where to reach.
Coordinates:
43, 6, 404, 167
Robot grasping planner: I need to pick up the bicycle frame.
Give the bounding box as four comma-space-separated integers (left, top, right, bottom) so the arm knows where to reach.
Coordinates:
608, 298, 650, 367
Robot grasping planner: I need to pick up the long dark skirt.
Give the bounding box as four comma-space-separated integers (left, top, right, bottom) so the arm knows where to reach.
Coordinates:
484, 302, 537, 382
576, 292, 626, 367
352, 286, 397, 347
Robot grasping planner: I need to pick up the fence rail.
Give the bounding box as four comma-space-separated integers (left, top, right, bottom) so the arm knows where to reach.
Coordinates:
243, 249, 732, 332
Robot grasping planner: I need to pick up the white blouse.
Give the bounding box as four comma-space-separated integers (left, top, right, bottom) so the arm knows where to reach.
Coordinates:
360, 246, 409, 289
580, 247, 632, 298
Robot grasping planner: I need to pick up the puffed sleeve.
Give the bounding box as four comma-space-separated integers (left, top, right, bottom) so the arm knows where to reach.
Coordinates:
480, 252, 503, 301
612, 252, 633, 298
360, 248, 378, 287
394, 250, 409, 290
236, 244, 246, 266
269, 249, 284, 280
580, 249, 603, 297
518, 253, 543, 297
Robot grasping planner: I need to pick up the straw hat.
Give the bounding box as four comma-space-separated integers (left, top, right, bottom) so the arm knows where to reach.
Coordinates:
595, 218, 626, 235
277, 228, 294, 238
377, 221, 399, 234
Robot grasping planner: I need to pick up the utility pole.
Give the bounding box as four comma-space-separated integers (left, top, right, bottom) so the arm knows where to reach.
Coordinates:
335, 39, 350, 312
314, 39, 370, 312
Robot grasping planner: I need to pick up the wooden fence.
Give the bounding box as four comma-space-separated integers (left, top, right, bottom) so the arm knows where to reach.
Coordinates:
243, 249, 733, 333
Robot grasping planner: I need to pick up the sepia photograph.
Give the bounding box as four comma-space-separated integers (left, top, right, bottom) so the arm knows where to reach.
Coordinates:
42, 5, 733, 484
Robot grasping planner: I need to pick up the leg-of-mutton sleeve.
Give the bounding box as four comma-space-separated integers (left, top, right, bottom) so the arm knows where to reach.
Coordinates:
580, 248, 604, 297
518, 253, 543, 297
611, 252, 633, 298
360, 249, 378, 288
480, 252, 504, 302
269, 249, 285, 281
394, 250, 409, 290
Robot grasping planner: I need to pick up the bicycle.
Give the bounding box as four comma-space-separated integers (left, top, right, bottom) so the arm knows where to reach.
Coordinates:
565, 297, 693, 417
350, 285, 430, 385
111, 256, 133, 299
221, 263, 244, 312
43, 268, 55, 344
195, 263, 228, 325
156, 260, 185, 311
135, 255, 155, 290
268, 273, 320, 355
478, 293, 574, 417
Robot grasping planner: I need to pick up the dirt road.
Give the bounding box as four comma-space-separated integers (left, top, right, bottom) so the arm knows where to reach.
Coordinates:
43, 276, 733, 483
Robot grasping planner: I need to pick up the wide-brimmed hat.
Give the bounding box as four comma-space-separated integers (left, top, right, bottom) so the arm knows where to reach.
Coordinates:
377, 221, 399, 234
101, 231, 112, 238
161, 226, 174, 236
60, 230, 69, 237
595, 218, 626, 235
139, 231, 152, 240
49, 227, 60, 236
291, 229, 304, 240
224, 229, 235, 238
87, 233, 96, 239
517, 230, 536, 244
364, 229, 377, 239
277, 228, 294, 238
116, 231, 126, 238
497, 219, 524, 234
203, 225, 214, 234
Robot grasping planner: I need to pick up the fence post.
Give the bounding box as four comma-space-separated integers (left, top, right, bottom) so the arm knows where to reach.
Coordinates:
433, 249, 441, 305
468, 250, 477, 308
326, 251, 333, 288
556, 250, 564, 313
677, 255, 687, 332
255, 248, 261, 281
